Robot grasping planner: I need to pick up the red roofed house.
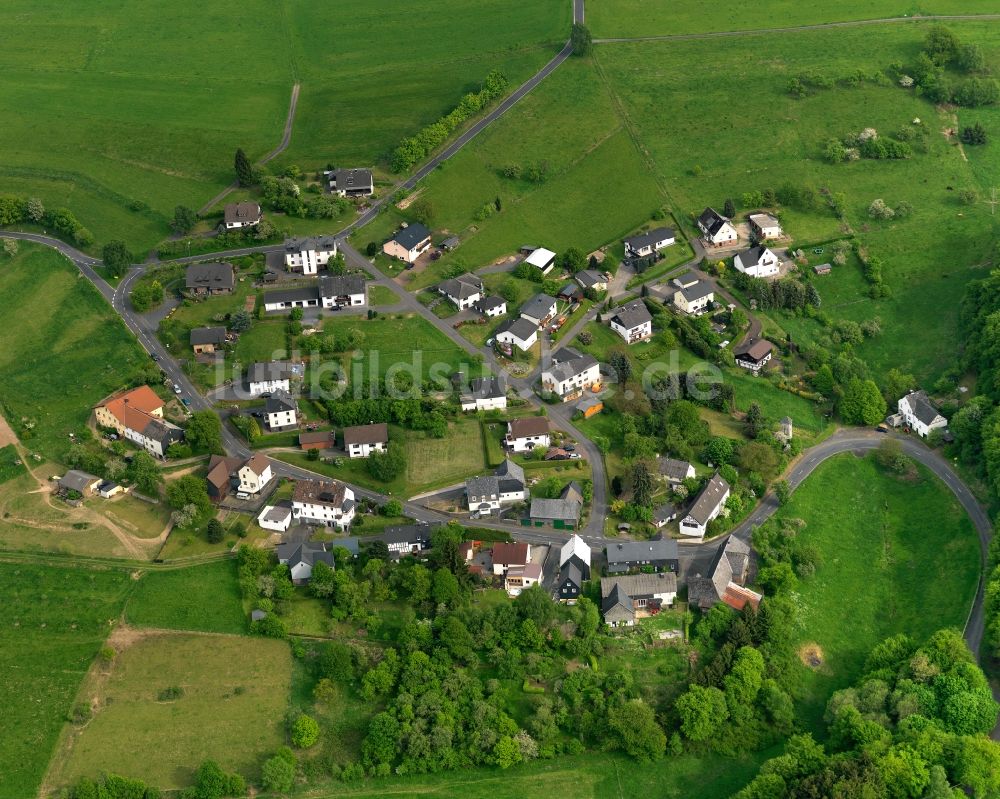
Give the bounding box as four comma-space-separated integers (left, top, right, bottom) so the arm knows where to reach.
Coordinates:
95, 386, 183, 458
491, 541, 530, 576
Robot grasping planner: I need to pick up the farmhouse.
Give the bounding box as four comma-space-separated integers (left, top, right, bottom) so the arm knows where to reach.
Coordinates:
575, 269, 608, 293
383, 223, 432, 263
687, 536, 760, 612
460, 376, 507, 412
524, 247, 556, 275
283, 236, 338, 275
658, 457, 695, 485
673, 280, 714, 315
609, 299, 653, 344
541, 347, 601, 401
734, 245, 780, 278
473, 295, 507, 317
325, 168, 374, 197
383, 524, 434, 556
437, 273, 484, 310
59, 470, 101, 497
749, 212, 783, 240
342, 423, 389, 458
530, 486, 582, 527
601, 573, 678, 627
556, 534, 591, 602
257, 504, 292, 532
733, 338, 774, 374
506, 417, 550, 453
679, 473, 731, 538
898, 390, 947, 438
262, 274, 366, 311
466, 458, 527, 514
190, 326, 227, 354
494, 316, 538, 352
697, 207, 738, 246
223, 201, 262, 230
265, 391, 297, 430
298, 430, 334, 451
206, 453, 273, 502
292, 479, 355, 529
277, 542, 334, 583
505, 563, 543, 596
605, 538, 679, 574
520, 293, 558, 328
624, 227, 675, 258
491, 541, 530, 576
247, 360, 302, 396
185, 262, 234, 295
94, 386, 183, 458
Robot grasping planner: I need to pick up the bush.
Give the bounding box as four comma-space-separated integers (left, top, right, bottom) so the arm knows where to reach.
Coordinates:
291, 713, 321, 748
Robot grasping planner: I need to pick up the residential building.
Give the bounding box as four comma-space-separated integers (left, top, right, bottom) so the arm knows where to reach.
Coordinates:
223, 201, 261, 230
190, 326, 227, 354
679, 473, 731, 538
466, 458, 526, 514
94, 386, 183, 458
437, 273, 484, 310
609, 299, 653, 344
898, 390, 947, 438
257, 504, 292, 532
283, 236, 338, 275
687, 537, 761, 611
673, 280, 714, 315
383, 223, 432, 263
505, 563, 543, 596
342, 423, 388, 458
524, 247, 556, 275
600, 573, 678, 626
530, 484, 582, 527
672, 271, 700, 289
541, 348, 601, 401
265, 391, 297, 430
506, 417, 550, 453
749, 212, 783, 240
298, 431, 334, 451
262, 275, 366, 312
733, 245, 780, 278
325, 168, 374, 197
473, 296, 507, 318
206, 453, 273, 501
491, 541, 530, 576
605, 538, 679, 574
556, 534, 591, 602
575, 269, 608, 293
383, 524, 434, 556
460, 376, 507, 412
277, 542, 334, 582
624, 227, 675, 258
658, 457, 695, 485
247, 361, 301, 396
697, 207, 738, 246
653, 503, 680, 529
520, 293, 559, 328
495, 316, 538, 352
733, 338, 774, 374
59, 470, 101, 497
291, 479, 355, 529
185, 262, 234, 295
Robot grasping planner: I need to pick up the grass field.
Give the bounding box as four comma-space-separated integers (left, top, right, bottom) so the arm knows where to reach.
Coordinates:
0, 562, 132, 799
777, 453, 980, 730
52, 631, 291, 791
126, 560, 247, 635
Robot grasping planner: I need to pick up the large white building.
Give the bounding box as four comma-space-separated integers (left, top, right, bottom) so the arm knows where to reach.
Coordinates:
460, 376, 507, 412
541, 348, 601, 401
262, 275, 366, 312
506, 417, 551, 453
733, 245, 780, 278
466, 459, 527, 515
265, 391, 298, 430
292, 479, 356, 529
898, 390, 948, 438
247, 361, 302, 396
609, 299, 653, 344
283, 236, 338, 275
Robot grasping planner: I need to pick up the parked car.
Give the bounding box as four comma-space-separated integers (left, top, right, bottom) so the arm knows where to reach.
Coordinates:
181, 398, 191, 407
236, 492, 250, 500
151, 353, 160, 361
173, 384, 181, 394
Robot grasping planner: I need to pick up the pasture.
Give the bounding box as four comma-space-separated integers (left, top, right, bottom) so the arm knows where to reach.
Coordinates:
125, 560, 247, 635
0, 562, 132, 799
776, 453, 980, 730
0, 244, 151, 463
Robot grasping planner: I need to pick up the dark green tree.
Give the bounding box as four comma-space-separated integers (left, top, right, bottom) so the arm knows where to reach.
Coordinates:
101, 240, 132, 278
171, 205, 197, 234
234, 148, 254, 187
571, 23, 592, 56
631, 460, 654, 508
206, 518, 224, 543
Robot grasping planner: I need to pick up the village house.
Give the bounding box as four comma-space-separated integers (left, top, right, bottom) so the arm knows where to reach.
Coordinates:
697, 207, 738, 246
94, 386, 184, 458
609, 299, 653, 344
262, 274, 366, 312
556, 534, 591, 602
653, 503, 680, 529
505, 416, 551, 453
601, 573, 678, 627
605, 538, 679, 574
437, 273, 484, 310
465, 458, 527, 515
292, 479, 355, 529
529, 483, 583, 528
265, 391, 297, 430
898, 390, 948, 438
59, 470, 101, 497
206, 453, 273, 502
491, 541, 531, 576
257, 504, 292, 532
733, 338, 774, 375
325, 167, 374, 197
383, 524, 434, 557
658, 457, 695, 485
575, 269, 608, 293
679, 473, 731, 538
524, 247, 556, 275
749, 212, 783, 240
247, 360, 302, 396
624, 227, 675, 258
383, 223, 432, 263
541, 347, 601, 401
557, 281, 583, 304
185, 262, 234, 295
494, 316, 539, 352
277, 542, 334, 583
342, 423, 389, 458
505, 563, 543, 596
673, 279, 714, 315
283, 236, 338, 275
520, 293, 559, 328
190, 326, 227, 354
473, 295, 507, 318
460, 376, 507, 412
733, 245, 780, 278
223, 201, 262, 230
298, 431, 334, 451
688, 537, 761, 612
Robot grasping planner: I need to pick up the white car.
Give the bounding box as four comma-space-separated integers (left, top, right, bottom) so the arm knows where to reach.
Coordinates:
236, 492, 250, 500
173, 384, 182, 394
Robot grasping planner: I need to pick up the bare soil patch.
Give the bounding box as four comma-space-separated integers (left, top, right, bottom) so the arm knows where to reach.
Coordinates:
798, 642, 825, 670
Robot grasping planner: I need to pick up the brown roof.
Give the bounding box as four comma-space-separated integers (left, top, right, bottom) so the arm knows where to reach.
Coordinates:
224, 201, 261, 226
343, 423, 389, 447
722, 584, 762, 612
492, 541, 529, 566
206, 455, 242, 490
508, 417, 549, 439
298, 431, 333, 446
244, 453, 271, 477
734, 338, 773, 362
292, 479, 347, 508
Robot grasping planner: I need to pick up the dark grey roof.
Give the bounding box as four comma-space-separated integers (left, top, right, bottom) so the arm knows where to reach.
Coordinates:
520, 293, 558, 322
605, 538, 678, 567
141, 417, 184, 446
690, 536, 751, 609
495, 458, 525, 486
602, 583, 634, 616
601, 572, 677, 599
697, 207, 730, 237
224, 202, 261, 226
677, 280, 714, 303
530, 497, 582, 522
265, 390, 297, 413
185, 262, 234, 291
319, 274, 365, 298
735, 245, 773, 267
672, 271, 699, 288
658, 457, 692, 481
625, 227, 675, 250
190, 326, 227, 346
438, 273, 483, 301
685, 473, 730, 526
468, 376, 504, 401
558, 281, 581, 297
610, 299, 652, 331
544, 351, 599, 384
575, 269, 605, 289
382, 524, 435, 546
466, 474, 500, 499
285, 235, 337, 253
653, 503, 679, 523
474, 295, 506, 313
248, 361, 297, 383
334, 536, 360, 556
277, 542, 334, 570
496, 316, 538, 341
390, 223, 431, 251
264, 286, 318, 305
330, 168, 373, 191
60, 470, 100, 492
560, 561, 583, 590
903, 390, 943, 426
343, 423, 388, 446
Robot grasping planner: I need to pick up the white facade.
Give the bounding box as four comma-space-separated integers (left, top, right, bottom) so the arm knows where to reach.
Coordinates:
734, 247, 780, 278
347, 440, 386, 459
699, 218, 738, 246
249, 378, 290, 396
496, 326, 537, 352
267, 406, 297, 430
257, 505, 292, 532
238, 462, 273, 494
293, 493, 355, 529
898, 391, 948, 438
285, 242, 337, 275
541, 360, 601, 399
525, 247, 556, 275
749, 213, 783, 240
461, 394, 507, 412
609, 317, 652, 344
673, 286, 714, 315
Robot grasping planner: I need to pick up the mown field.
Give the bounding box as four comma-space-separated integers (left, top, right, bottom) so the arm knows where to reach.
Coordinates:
126, 560, 246, 635
776, 453, 980, 730
0, 244, 151, 462
0, 0, 568, 252
0, 562, 133, 799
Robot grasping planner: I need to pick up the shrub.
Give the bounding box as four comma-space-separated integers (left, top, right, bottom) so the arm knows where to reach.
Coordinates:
291, 713, 320, 748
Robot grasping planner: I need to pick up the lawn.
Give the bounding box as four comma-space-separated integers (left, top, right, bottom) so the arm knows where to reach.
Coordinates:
777, 453, 981, 731
97, 494, 171, 540
368, 284, 400, 307
0, 245, 151, 463
126, 560, 247, 635
0, 562, 133, 799
51, 632, 292, 791
0, 443, 26, 484
234, 320, 289, 365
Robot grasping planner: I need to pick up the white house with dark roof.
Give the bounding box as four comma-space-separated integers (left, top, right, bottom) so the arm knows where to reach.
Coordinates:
506, 417, 550, 452
673, 280, 714, 315
624, 227, 675, 258
541, 348, 601, 400
733, 338, 774, 374
247, 360, 301, 396
460, 376, 507, 412
342, 423, 389, 458
224, 201, 262, 230
474, 295, 507, 318
658, 457, 695, 484
325, 168, 374, 197
277, 541, 334, 582
605, 538, 679, 574
749, 213, 783, 240
495, 316, 538, 352
258, 504, 292, 532
437, 273, 484, 310
697, 207, 738, 246
265, 391, 297, 430
679, 473, 730, 538
283, 236, 338, 275
898, 390, 947, 438
609, 299, 653, 344
520, 293, 559, 328
524, 247, 556, 275
465, 459, 526, 514
292, 479, 355, 529
734, 245, 780, 278
556, 534, 591, 602
262, 275, 365, 312
383, 223, 432, 263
